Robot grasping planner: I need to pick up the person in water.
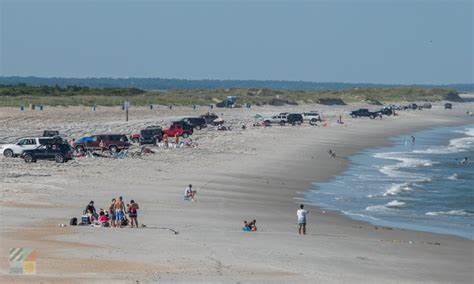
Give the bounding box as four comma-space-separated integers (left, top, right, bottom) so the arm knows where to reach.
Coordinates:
461, 157, 469, 165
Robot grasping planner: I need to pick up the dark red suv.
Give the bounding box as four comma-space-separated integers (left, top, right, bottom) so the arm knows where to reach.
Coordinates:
74, 134, 130, 153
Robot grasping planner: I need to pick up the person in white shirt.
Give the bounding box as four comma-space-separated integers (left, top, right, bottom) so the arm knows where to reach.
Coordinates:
297, 204, 309, 235
184, 184, 197, 201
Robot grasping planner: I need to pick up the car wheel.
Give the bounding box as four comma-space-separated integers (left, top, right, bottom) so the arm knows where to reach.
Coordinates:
109, 145, 118, 153
182, 133, 189, 138
24, 154, 34, 163
55, 154, 65, 163
3, 149, 13, 158
351, 115, 357, 118
196, 125, 202, 130
76, 145, 85, 153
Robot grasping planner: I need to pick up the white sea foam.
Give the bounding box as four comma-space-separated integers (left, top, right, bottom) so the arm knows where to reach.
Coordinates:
383, 183, 413, 196
413, 127, 474, 155
446, 174, 459, 180
385, 200, 407, 208
365, 200, 407, 211
426, 210, 474, 217
374, 152, 434, 181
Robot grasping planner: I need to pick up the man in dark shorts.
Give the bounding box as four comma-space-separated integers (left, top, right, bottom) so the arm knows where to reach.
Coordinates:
128, 200, 139, 228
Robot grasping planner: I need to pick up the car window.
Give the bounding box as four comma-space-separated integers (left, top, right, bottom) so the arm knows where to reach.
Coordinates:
26, 139, 36, 145
17, 139, 26, 145
91, 136, 98, 142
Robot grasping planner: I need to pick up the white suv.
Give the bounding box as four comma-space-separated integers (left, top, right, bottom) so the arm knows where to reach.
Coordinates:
302, 112, 322, 123
0, 137, 56, 158
263, 114, 288, 125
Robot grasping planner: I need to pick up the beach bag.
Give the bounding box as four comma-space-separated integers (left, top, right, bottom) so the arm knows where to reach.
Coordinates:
122, 218, 128, 226
81, 214, 90, 224
70, 217, 77, 226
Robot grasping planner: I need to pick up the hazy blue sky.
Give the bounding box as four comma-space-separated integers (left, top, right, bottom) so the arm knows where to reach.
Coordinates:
1, 0, 472, 84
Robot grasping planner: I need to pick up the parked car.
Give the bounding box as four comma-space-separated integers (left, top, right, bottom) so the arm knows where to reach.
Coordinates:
445, 103, 452, 109
200, 113, 219, 124
350, 109, 378, 119
378, 107, 394, 116
43, 130, 60, 137
302, 112, 322, 123
22, 143, 73, 163
162, 121, 194, 138
264, 114, 288, 125
73, 134, 130, 153
0, 137, 59, 158
139, 126, 163, 145
287, 113, 304, 125
407, 103, 418, 110
180, 117, 207, 130
422, 103, 432, 109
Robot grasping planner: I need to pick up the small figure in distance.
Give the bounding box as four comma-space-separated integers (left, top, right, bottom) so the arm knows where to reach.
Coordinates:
128, 199, 139, 228
184, 184, 197, 201
297, 204, 309, 235
461, 157, 469, 165
411, 136, 416, 145
328, 149, 336, 158
242, 221, 251, 231
249, 219, 257, 231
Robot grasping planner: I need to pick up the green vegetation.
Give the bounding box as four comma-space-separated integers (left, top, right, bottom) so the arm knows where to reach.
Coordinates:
0, 84, 462, 107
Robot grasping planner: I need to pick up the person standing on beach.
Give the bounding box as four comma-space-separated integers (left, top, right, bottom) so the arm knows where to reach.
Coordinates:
297, 204, 308, 235
108, 198, 116, 228
128, 200, 139, 228
115, 196, 126, 228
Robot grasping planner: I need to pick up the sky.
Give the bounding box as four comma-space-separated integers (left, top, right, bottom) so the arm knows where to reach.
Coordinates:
0, 0, 472, 84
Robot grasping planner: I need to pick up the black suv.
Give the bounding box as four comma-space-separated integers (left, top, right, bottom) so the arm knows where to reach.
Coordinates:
139, 126, 163, 145
180, 117, 207, 130
287, 113, 304, 125
350, 109, 378, 119
200, 113, 219, 124
22, 143, 73, 163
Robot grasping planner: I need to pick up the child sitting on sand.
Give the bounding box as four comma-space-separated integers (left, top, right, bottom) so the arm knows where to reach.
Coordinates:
98, 211, 109, 227
249, 220, 257, 231
242, 221, 251, 231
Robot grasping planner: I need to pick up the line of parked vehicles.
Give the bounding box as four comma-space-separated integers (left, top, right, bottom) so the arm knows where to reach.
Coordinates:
0, 113, 221, 164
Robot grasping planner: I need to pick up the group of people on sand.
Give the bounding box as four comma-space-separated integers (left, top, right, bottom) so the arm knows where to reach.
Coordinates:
84, 197, 140, 228
159, 134, 197, 148
242, 220, 257, 231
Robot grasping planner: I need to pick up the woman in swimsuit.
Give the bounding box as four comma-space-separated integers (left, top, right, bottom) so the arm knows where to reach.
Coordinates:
128, 200, 139, 228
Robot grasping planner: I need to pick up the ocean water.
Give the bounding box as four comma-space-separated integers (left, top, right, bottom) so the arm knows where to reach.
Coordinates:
306, 124, 474, 239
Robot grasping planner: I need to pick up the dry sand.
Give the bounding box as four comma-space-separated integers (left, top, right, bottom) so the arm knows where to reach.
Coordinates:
0, 101, 473, 283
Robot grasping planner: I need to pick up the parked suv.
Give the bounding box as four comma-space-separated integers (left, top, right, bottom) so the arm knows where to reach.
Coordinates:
302, 112, 322, 123
180, 117, 207, 130
200, 113, 219, 124
162, 121, 194, 138
139, 126, 163, 145
22, 143, 73, 163
287, 113, 304, 125
74, 134, 130, 153
0, 137, 58, 158
264, 114, 288, 125
350, 109, 379, 119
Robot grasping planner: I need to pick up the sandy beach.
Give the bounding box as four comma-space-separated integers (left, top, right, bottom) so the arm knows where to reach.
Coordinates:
0, 101, 473, 283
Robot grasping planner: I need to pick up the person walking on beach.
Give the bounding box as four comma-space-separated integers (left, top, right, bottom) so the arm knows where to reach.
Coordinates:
297, 204, 308, 235
115, 196, 126, 228
128, 200, 139, 228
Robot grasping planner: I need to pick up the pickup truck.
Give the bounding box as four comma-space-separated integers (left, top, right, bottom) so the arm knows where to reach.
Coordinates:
162, 122, 193, 138
0, 137, 59, 158
350, 109, 379, 119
